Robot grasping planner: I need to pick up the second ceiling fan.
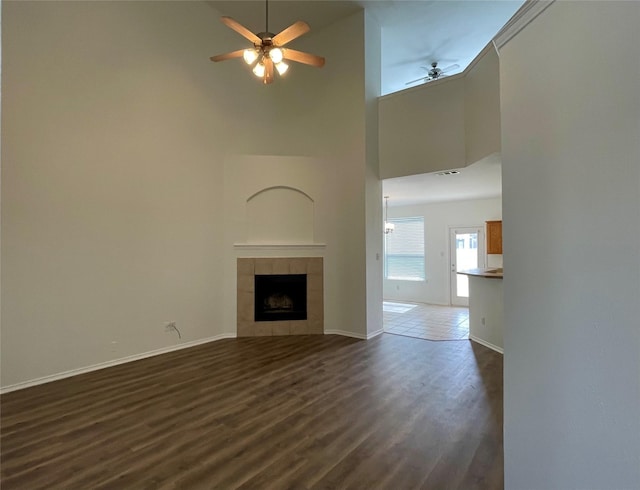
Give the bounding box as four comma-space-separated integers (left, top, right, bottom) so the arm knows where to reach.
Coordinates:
210, 1, 325, 84
406, 62, 460, 86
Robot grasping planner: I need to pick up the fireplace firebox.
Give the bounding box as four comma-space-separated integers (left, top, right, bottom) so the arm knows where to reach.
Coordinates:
255, 274, 307, 322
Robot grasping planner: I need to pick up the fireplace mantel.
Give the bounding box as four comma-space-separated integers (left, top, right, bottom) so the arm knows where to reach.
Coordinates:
234, 243, 325, 249
233, 243, 326, 256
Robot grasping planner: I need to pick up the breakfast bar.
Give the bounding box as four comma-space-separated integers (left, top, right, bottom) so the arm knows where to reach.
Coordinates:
458, 268, 504, 353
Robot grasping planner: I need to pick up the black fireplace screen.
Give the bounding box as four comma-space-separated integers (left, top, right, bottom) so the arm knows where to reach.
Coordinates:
255, 274, 307, 322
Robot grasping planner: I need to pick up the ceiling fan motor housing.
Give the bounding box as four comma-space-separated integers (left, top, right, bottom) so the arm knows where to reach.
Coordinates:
257, 32, 275, 44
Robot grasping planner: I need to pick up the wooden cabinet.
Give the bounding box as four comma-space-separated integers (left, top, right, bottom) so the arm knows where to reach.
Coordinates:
486, 220, 502, 254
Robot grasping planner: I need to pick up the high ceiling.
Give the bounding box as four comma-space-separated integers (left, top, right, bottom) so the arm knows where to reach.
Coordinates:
208, 1, 521, 206
208, 1, 524, 95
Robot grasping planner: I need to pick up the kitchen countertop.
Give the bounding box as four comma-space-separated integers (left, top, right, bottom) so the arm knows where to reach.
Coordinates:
458, 268, 503, 279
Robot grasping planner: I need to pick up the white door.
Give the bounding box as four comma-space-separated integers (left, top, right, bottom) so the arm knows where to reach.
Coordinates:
449, 227, 485, 306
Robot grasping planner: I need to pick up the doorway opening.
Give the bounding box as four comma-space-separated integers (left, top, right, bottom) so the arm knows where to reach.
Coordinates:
449, 226, 485, 306
383, 301, 469, 340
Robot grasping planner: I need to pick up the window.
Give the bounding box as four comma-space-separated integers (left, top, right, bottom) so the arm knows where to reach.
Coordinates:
385, 217, 425, 281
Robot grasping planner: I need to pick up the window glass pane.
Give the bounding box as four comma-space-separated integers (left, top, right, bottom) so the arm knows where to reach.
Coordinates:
385, 217, 425, 281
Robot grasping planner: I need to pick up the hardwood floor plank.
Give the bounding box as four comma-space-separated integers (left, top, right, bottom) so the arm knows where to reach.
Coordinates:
1, 334, 503, 489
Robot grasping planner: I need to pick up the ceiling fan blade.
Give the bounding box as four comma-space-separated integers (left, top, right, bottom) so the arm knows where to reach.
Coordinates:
220, 16, 261, 44
209, 49, 246, 62
264, 57, 274, 84
405, 76, 428, 85
282, 49, 325, 67
440, 63, 460, 74
272, 21, 310, 46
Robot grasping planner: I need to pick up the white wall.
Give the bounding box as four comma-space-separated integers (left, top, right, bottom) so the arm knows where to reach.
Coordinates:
1, 2, 374, 388
383, 197, 502, 305
500, 2, 640, 488
467, 275, 503, 352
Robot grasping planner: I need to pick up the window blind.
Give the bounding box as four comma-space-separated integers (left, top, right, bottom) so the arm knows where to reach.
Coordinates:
385, 217, 425, 281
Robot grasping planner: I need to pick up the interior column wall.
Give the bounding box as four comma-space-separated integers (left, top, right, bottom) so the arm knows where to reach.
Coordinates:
364, 10, 383, 338
500, 2, 640, 487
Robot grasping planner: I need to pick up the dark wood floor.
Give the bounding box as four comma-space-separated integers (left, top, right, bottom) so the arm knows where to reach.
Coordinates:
1, 334, 503, 489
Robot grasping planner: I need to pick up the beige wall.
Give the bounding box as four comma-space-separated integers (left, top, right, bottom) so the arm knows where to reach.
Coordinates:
1, 2, 374, 388
379, 76, 466, 179
464, 46, 501, 165
379, 45, 501, 179
2, 1, 230, 387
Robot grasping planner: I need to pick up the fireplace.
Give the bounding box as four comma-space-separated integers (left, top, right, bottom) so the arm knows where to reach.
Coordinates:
255, 274, 307, 322
236, 257, 323, 336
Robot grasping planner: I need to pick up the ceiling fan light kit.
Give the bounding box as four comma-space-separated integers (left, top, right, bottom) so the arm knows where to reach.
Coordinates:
210, 1, 325, 85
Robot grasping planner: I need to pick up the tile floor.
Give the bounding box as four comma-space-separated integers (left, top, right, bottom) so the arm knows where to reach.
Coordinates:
383, 301, 469, 341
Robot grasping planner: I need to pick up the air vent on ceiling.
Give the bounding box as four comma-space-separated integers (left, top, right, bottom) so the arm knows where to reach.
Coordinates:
436, 170, 460, 176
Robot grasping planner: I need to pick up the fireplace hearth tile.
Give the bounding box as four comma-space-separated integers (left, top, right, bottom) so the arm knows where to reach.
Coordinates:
308, 259, 323, 274
237, 324, 255, 337
307, 296, 323, 317
255, 325, 273, 336
272, 260, 290, 275
237, 258, 255, 275
307, 274, 323, 292
272, 323, 291, 336
255, 260, 275, 275
237, 274, 254, 293
308, 319, 323, 334
237, 295, 254, 322
289, 258, 308, 274
289, 322, 309, 335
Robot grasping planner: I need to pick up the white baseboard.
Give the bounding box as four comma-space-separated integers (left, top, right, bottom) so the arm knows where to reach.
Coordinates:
325, 328, 384, 340
0, 333, 237, 394
324, 329, 368, 340
366, 328, 384, 339
469, 335, 504, 354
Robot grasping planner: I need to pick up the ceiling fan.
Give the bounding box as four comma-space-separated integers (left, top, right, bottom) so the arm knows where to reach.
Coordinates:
405, 62, 460, 86
210, 0, 325, 85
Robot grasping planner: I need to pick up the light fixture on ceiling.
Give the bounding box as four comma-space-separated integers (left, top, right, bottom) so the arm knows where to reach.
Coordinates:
210, 0, 325, 85
384, 196, 395, 234
252, 61, 266, 78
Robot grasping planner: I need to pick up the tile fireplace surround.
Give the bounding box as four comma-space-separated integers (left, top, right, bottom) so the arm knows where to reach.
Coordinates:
237, 257, 323, 336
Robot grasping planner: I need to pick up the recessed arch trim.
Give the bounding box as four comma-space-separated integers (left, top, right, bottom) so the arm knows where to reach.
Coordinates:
246, 186, 314, 204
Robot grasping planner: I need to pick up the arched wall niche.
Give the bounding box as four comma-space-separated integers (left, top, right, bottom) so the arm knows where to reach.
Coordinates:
246, 186, 315, 244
